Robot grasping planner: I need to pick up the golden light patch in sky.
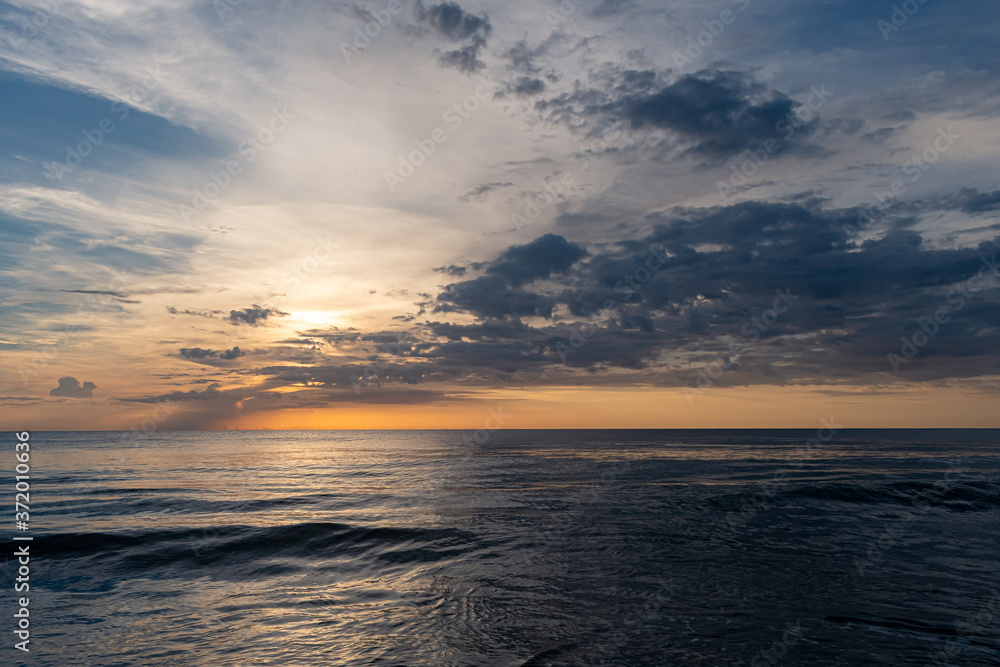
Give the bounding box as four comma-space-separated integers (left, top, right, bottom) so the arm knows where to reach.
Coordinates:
180, 383, 1000, 431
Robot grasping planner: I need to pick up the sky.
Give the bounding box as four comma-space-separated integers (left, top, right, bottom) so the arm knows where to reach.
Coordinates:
1, 0, 999, 430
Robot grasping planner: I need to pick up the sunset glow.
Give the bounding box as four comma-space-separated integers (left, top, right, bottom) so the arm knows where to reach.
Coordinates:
1, 0, 998, 431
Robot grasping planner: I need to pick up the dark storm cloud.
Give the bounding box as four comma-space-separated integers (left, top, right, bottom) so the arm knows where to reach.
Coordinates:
49, 376, 97, 398
936, 188, 1000, 216
434, 233, 587, 319
619, 70, 820, 157
415, 1, 492, 73
487, 232, 588, 286
414, 194, 1000, 385
535, 69, 822, 160
436, 275, 560, 319
426, 318, 532, 341
219, 346, 245, 360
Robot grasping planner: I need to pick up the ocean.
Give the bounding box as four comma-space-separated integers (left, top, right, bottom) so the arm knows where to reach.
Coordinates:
5, 429, 1000, 666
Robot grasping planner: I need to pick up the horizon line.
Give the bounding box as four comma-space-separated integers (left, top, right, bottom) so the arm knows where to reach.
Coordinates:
12, 427, 1000, 433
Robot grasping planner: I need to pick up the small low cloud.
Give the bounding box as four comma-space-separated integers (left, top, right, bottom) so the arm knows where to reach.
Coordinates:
50, 376, 97, 398
179, 346, 245, 360
227, 306, 289, 326
510, 77, 545, 97
434, 264, 469, 276
219, 346, 245, 360
179, 347, 215, 359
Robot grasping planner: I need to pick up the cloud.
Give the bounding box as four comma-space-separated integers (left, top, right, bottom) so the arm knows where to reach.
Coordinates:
434, 264, 469, 276
510, 77, 546, 97
590, 0, 636, 17
426, 318, 532, 341
179, 347, 215, 359
60, 288, 140, 304
415, 1, 491, 41
167, 305, 287, 325
179, 346, 245, 360
227, 306, 289, 326
936, 188, 1000, 216
410, 196, 1000, 384
166, 306, 225, 319
120, 383, 224, 404
536, 68, 822, 160
486, 232, 588, 286
49, 376, 97, 398
621, 70, 817, 156
415, 1, 492, 73
110, 186, 1000, 421
0, 396, 43, 405
436, 275, 561, 319
458, 181, 514, 202
2, 0, 999, 431
502, 40, 545, 75
434, 233, 587, 319
62, 289, 127, 297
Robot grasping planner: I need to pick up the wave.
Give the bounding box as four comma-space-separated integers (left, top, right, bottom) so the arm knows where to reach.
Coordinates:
710, 479, 1000, 512
784, 479, 1000, 509
39, 522, 477, 572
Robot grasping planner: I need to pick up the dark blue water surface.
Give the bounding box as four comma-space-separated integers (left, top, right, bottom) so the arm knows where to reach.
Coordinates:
4, 429, 1000, 666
